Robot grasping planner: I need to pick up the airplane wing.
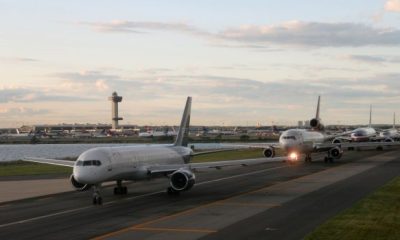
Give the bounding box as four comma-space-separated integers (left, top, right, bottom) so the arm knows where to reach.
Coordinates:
191, 148, 241, 156
315, 141, 400, 152
147, 157, 287, 175
219, 142, 282, 149
23, 157, 75, 167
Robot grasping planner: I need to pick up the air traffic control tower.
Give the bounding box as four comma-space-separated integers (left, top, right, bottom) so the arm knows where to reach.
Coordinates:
108, 92, 123, 129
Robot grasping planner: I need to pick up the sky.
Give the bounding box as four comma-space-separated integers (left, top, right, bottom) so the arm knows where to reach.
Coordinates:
1, 0, 400, 127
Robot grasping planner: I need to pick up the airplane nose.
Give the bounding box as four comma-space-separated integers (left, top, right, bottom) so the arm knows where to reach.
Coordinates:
73, 167, 97, 184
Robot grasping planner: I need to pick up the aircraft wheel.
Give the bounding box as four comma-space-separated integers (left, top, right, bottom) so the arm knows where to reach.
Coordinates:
123, 186, 128, 195
167, 187, 180, 196
324, 157, 329, 163
93, 196, 103, 205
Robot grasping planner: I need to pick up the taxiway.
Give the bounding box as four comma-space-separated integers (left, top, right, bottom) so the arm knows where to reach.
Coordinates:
0, 150, 399, 240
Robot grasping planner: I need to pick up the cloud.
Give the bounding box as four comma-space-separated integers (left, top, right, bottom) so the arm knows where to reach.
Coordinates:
0, 107, 50, 116
0, 57, 40, 63
0, 87, 96, 103
81, 20, 400, 47
218, 21, 400, 47
95, 80, 109, 91
385, 0, 400, 12
344, 54, 400, 64
80, 20, 210, 37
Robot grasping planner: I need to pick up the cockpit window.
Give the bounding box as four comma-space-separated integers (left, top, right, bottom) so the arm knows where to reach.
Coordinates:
283, 136, 296, 140
83, 161, 92, 166
93, 160, 101, 166
79, 160, 102, 166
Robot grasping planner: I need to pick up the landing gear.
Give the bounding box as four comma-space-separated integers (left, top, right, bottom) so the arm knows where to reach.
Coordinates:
92, 185, 103, 205
113, 180, 128, 195
167, 187, 180, 196
324, 156, 334, 163
304, 154, 312, 163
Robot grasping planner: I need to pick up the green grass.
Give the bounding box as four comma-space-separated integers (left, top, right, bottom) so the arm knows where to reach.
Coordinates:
305, 176, 400, 240
0, 161, 72, 177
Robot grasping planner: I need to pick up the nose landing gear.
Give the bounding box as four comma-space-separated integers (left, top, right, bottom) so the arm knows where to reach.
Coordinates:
304, 154, 312, 163
92, 185, 102, 205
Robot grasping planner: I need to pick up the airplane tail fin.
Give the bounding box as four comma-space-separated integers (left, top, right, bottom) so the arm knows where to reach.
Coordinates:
394, 112, 396, 129
315, 95, 321, 119
369, 105, 372, 128
174, 96, 192, 147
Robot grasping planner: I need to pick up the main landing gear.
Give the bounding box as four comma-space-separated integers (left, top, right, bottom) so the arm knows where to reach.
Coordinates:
324, 152, 334, 163
324, 157, 334, 163
114, 180, 128, 195
304, 154, 312, 163
92, 185, 102, 205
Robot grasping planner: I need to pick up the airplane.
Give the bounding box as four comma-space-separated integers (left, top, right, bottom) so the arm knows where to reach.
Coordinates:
332, 106, 395, 143
379, 113, 400, 141
23, 97, 287, 205
0, 129, 32, 139
228, 96, 400, 163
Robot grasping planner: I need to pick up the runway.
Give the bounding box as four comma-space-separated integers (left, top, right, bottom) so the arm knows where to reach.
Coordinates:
0, 150, 399, 240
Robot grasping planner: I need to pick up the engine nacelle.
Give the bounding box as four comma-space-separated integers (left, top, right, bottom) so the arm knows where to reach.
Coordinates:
170, 169, 195, 192
384, 138, 394, 143
263, 147, 275, 158
332, 138, 342, 144
70, 174, 91, 191
329, 146, 343, 159
309, 118, 324, 131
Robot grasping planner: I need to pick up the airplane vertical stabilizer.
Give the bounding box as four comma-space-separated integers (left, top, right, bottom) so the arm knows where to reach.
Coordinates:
174, 96, 192, 147
315, 95, 321, 120
394, 112, 396, 129
369, 105, 372, 128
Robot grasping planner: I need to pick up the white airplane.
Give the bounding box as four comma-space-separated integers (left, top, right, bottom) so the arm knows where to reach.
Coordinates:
0, 129, 32, 138
379, 113, 400, 141
232, 96, 400, 163
332, 106, 395, 143
24, 97, 287, 205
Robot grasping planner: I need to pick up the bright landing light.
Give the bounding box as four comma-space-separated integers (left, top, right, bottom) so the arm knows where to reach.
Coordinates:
289, 152, 298, 161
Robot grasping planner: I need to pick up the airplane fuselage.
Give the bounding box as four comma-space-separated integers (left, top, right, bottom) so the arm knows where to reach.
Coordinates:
73, 145, 192, 185
279, 129, 325, 154
350, 127, 376, 142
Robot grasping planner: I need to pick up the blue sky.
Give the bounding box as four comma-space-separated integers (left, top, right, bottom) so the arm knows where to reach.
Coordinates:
1, 0, 400, 127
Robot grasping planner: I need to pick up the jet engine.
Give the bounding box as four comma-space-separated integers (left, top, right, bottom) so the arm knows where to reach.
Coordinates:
263, 147, 275, 158
384, 138, 394, 143
329, 146, 343, 159
310, 118, 324, 131
332, 138, 342, 144
70, 174, 91, 191
170, 169, 195, 192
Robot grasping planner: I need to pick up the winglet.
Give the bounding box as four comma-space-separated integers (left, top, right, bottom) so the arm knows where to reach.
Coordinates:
315, 95, 321, 119
174, 96, 192, 147
369, 104, 372, 128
